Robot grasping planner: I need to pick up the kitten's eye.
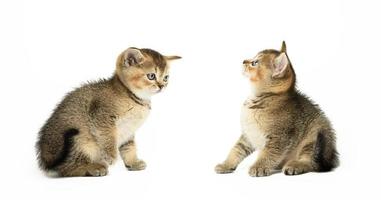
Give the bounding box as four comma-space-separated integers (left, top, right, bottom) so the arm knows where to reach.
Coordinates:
251, 60, 259, 66
147, 73, 156, 80
163, 75, 169, 82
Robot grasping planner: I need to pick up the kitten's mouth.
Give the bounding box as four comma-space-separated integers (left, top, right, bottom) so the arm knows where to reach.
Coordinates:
156, 87, 164, 93
153, 89, 162, 94
242, 66, 250, 77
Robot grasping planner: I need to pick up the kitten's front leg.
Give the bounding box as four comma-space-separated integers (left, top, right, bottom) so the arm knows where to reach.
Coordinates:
119, 140, 146, 171
215, 135, 254, 174
249, 146, 282, 177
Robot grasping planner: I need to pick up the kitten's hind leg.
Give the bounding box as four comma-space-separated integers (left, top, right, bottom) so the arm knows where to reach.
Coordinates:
283, 131, 338, 175
249, 144, 284, 177
55, 135, 110, 177
283, 160, 313, 175
215, 135, 254, 174
60, 163, 108, 177
56, 152, 108, 177
283, 139, 315, 175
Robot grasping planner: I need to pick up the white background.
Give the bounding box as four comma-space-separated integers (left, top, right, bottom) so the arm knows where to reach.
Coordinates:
1, 0, 380, 199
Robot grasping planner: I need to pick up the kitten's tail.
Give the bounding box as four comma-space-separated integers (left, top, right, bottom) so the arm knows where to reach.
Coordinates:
36, 128, 79, 170
313, 132, 339, 172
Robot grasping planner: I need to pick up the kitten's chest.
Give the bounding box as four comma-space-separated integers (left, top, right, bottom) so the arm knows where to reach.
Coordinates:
240, 100, 267, 150
116, 105, 150, 147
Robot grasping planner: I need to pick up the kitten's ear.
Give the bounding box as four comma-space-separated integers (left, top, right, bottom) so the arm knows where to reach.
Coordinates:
280, 41, 287, 53
165, 55, 182, 61
272, 53, 289, 78
123, 48, 145, 67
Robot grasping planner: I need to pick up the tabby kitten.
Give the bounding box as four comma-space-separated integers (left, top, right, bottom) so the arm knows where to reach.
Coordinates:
215, 42, 338, 176
36, 48, 181, 177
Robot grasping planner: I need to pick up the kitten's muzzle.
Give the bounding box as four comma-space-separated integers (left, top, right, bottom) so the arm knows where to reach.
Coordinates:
243, 60, 252, 64
156, 84, 165, 93
242, 60, 251, 76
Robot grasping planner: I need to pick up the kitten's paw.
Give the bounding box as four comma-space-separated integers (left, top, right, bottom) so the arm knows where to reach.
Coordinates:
283, 161, 311, 176
249, 166, 271, 177
85, 164, 108, 177
126, 160, 146, 171
215, 163, 235, 174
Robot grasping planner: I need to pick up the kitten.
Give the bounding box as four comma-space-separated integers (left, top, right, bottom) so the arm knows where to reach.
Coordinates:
36, 48, 181, 177
215, 42, 338, 176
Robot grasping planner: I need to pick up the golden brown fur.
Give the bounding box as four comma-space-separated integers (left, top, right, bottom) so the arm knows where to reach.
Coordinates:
36, 48, 180, 177
215, 42, 338, 176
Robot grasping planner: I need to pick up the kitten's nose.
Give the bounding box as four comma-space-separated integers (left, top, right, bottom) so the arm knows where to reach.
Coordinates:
243, 60, 250, 64
158, 84, 164, 90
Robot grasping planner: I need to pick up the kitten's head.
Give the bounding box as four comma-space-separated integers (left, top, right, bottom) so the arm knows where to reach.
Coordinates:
242, 41, 295, 95
116, 47, 181, 100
